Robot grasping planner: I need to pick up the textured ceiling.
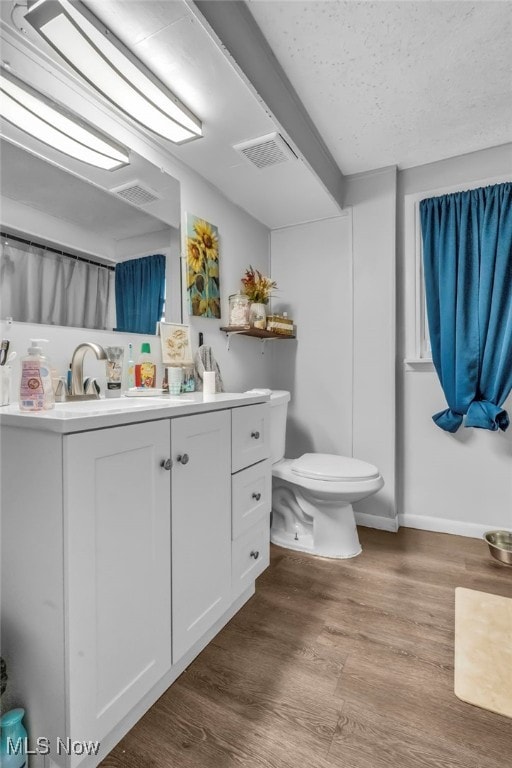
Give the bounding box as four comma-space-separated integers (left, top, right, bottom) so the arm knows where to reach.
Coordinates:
246, 0, 512, 174
2, 0, 510, 228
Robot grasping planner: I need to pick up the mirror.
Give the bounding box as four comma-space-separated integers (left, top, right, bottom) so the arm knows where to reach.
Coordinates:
0, 138, 182, 333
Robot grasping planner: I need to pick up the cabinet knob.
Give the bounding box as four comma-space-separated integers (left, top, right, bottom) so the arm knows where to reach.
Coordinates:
160, 458, 172, 471
177, 453, 189, 465
250, 550, 260, 560
251, 431, 260, 439
252, 492, 261, 501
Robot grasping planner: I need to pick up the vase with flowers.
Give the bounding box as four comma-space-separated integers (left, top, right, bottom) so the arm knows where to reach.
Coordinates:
240, 266, 277, 329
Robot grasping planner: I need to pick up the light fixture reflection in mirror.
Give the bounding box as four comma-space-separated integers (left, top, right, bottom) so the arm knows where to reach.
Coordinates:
0, 68, 130, 170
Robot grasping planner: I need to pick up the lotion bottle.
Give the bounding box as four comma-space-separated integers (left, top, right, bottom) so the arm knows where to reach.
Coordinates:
19, 339, 55, 411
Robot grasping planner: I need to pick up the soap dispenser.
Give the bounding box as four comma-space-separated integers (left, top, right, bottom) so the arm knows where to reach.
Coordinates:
19, 339, 55, 411
0, 708, 28, 768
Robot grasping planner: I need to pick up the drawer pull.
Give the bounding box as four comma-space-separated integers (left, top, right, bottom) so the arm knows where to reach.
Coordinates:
251, 431, 260, 439
252, 492, 261, 501
250, 550, 260, 560
160, 458, 172, 471
177, 453, 189, 465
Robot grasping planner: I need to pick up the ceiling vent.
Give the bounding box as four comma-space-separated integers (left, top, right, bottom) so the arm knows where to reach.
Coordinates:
111, 181, 160, 206
233, 132, 298, 170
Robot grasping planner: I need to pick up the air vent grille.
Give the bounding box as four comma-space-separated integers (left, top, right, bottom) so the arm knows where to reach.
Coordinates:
112, 182, 160, 206
234, 133, 297, 170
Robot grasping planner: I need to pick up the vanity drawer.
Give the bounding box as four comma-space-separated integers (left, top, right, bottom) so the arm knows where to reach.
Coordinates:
231, 403, 270, 472
232, 519, 270, 600
232, 459, 271, 539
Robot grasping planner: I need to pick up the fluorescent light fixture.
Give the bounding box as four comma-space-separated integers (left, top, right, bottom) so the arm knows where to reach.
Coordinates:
0, 68, 130, 170
25, 0, 203, 144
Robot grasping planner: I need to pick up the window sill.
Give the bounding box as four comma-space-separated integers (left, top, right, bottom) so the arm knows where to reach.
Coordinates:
404, 358, 435, 372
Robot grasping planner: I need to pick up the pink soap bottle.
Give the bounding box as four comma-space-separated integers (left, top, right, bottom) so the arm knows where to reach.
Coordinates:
19, 339, 55, 412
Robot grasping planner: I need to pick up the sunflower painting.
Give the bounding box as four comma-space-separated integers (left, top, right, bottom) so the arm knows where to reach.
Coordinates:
186, 214, 221, 318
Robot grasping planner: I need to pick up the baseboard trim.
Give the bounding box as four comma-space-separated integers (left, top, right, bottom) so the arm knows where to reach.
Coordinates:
397, 513, 508, 540
355, 511, 399, 532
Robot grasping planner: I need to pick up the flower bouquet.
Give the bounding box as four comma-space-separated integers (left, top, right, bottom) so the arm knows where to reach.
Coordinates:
240, 266, 277, 304
240, 266, 277, 329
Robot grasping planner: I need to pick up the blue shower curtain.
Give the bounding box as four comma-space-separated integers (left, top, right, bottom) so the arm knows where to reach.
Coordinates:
420, 182, 512, 432
115, 254, 166, 334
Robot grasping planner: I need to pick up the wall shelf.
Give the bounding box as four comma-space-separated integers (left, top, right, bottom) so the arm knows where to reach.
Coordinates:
220, 326, 296, 353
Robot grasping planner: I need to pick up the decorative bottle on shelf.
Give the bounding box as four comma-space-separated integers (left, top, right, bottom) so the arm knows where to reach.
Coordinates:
135, 342, 156, 388
0, 708, 28, 768
249, 303, 267, 330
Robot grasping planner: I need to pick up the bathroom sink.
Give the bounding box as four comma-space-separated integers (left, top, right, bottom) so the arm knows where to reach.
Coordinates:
53, 395, 192, 415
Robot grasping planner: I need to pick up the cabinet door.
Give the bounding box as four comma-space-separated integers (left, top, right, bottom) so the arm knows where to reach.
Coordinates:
171, 410, 231, 662
64, 420, 172, 746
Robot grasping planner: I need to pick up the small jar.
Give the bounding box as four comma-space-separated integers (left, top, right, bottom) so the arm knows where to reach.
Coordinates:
249, 302, 267, 329
228, 293, 250, 327
181, 364, 196, 393
167, 366, 183, 395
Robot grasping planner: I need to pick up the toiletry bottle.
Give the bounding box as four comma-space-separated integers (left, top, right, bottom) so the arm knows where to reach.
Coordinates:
0, 708, 28, 768
105, 346, 124, 398
126, 343, 135, 390
135, 342, 156, 388
19, 339, 55, 411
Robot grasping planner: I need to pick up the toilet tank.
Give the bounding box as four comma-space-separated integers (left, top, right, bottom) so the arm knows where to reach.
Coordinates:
269, 390, 291, 464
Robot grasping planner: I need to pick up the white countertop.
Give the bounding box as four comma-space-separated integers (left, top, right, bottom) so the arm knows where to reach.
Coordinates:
0, 392, 269, 434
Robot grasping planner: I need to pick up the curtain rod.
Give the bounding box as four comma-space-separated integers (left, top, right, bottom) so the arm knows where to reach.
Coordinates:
0, 231, 116, 272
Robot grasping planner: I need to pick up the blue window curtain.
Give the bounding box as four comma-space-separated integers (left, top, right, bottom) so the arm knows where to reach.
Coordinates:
115, 254, 166, 334
420, 182, 512, 432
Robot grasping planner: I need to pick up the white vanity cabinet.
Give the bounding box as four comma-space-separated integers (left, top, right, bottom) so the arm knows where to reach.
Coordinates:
1, 419, 173, 768
64, 420, 172, 748
0, 394, 271, 768
171, 410, 231, 662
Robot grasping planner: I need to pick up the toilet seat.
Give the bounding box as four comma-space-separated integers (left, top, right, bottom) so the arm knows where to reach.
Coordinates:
291, 453, 380, 482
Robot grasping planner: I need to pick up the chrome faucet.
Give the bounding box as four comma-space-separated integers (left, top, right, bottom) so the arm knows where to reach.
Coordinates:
68, 342, 107, 400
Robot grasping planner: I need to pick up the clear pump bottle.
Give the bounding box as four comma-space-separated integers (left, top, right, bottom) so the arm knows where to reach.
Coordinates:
19, 339, 55, 411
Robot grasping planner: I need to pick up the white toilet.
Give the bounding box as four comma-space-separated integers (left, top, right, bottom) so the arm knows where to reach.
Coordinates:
269, 391, 384, 559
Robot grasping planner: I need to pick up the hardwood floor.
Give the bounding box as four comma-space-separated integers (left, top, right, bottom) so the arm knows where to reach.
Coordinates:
101, 528, 511, 768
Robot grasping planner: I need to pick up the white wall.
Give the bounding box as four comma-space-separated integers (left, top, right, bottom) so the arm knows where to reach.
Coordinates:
269, 214, 353, 458
397, 144, 512, 537
268, 170, 397, 532
346, 167, 397, 529
178, 170, 272, 392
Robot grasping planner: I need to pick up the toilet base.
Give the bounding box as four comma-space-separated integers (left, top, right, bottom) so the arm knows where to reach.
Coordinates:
271, 482, 362, 559
270, 527, 362, 559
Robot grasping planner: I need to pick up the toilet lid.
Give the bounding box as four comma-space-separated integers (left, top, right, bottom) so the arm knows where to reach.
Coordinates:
291, 453, 380, 482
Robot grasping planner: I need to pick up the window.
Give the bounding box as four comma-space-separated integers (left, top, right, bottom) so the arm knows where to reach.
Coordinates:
404, 173, 511, 364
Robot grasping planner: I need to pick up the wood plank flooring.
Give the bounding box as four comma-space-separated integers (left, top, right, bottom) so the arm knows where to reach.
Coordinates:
100, 528, 511, 768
